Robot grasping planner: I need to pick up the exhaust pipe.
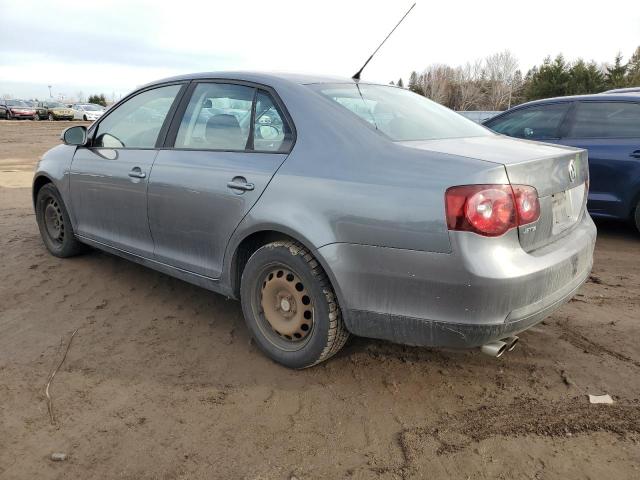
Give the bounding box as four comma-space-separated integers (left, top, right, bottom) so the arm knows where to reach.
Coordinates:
481, 340, 508, 358
504, 336, 519, 352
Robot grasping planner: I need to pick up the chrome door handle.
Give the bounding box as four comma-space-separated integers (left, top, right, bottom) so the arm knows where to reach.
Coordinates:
227, 180, 255, 192
128, 167, 146, 179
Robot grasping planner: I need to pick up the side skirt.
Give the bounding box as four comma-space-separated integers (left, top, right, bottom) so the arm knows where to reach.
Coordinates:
75, 235, 236, 299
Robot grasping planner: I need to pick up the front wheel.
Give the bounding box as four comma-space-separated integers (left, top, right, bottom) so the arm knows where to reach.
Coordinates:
33, 113, 40, 121
35, 184, 86, 257
240, 240, 349, 368
6, 111, 12, 120
48, 113, 54, 121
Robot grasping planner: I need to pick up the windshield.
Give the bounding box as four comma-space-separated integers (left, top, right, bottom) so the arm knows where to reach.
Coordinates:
6, 100, 28, 107
312, 84, 491, 141
47, 102, 64, 108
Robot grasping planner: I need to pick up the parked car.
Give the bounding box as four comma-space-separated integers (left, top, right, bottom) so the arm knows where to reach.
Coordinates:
35, 101, 75, 121
484, 93, 640, 232
32, 72, 596, 368
72, 103, 105, 121
0, 99, 36, 119
458, 110, 502, 123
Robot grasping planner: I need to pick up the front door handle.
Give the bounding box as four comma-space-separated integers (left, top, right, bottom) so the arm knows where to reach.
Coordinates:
630, 150, 640, 159
227, 177, 255, 192
128, 167, 146, 179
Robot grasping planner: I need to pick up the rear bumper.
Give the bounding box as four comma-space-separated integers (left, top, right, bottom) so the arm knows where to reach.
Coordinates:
9, 112, 35, 118
318, 213, 596, 348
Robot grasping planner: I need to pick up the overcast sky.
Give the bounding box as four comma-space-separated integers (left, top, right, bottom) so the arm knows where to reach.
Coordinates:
1, 0, 638, 101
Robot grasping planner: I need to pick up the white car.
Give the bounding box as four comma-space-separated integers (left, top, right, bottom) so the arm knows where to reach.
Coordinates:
72, 104, 105, 121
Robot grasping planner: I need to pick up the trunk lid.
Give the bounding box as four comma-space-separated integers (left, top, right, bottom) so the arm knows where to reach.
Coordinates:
399, 135, 589, 251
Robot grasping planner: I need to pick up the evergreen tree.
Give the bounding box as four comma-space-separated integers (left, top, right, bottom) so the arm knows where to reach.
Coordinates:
567, 59, 606, 94
605, 53, 628, 88
408, 71, 420, 93
397, 78, 404, 88
524, 55, 570, 101
626, 46, 640, 85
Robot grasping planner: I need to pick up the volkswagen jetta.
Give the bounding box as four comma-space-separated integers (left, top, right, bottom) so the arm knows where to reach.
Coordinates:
32, 72, 596, 368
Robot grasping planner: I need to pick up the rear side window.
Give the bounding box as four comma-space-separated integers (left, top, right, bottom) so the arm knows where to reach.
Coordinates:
174, 83, 294, 152
94, 84, 181, 148
487, 103, 570, 140
253, 91, 294, 152
175, 83, 254, 151
569, 102, 640, 138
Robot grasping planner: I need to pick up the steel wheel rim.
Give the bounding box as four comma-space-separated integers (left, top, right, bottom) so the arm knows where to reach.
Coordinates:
43, 197, 64, 244
256, 265, 315, 349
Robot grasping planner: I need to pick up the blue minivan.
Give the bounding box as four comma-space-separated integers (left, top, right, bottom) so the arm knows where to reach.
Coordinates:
484, 93, 640, 233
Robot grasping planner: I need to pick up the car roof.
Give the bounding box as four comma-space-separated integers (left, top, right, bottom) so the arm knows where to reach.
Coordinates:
602, 87, 640, 93
508, 92, 640, 109
141, 71, 366, 90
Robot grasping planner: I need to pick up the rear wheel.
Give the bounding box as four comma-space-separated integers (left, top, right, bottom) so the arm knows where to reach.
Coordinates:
83, 114, 87, 121
6, 111, 12, 120
48, 113, 54, 121
634, 199, 640, 234
35, 184, 85, 257
33, 113, 40, 121
240, 240, 349, 368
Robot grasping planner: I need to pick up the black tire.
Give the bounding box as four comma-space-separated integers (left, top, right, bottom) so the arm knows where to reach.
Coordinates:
35, 184, 85, 258
240, 240, 349, 369
33, 113, 40, 121
48, 113, 54, 121
83, 114, 88, 121
634, 200, 640, 234
6, 111, 12, 120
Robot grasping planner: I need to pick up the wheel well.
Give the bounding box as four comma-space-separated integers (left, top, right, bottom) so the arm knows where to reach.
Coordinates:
32, 176, 52, 206
231, 230, 300, 298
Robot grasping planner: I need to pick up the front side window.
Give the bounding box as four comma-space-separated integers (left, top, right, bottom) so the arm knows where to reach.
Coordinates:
312, 84, 490, 141
175, 83, 254, 150
93, 84, 181, 148
569, 101, 640, 138
487, 103, 570, 140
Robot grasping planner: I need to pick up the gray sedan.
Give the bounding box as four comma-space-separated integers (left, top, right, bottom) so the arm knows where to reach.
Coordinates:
33, 72, 596, 368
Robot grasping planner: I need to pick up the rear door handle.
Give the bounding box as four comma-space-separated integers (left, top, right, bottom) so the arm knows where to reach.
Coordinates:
227, 177, 255, 192
128, 167, 146, 179
631, 150, 640, 159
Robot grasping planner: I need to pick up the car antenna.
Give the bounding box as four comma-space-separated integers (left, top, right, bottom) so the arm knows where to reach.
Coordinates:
352, 2, 416, 81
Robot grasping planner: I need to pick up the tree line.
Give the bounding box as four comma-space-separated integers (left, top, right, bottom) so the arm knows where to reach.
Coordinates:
392, 46, 640, 111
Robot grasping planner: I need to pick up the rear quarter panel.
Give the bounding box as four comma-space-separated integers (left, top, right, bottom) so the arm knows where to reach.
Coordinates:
224, 82, 510, 267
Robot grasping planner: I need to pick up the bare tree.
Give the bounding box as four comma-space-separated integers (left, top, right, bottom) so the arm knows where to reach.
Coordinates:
453, 60, 483, 110
419, 64, 454, 106
483, 50, 519, 110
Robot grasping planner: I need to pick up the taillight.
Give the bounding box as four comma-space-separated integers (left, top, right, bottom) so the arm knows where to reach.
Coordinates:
512, 185, 540, 225
445, 184, 540, 237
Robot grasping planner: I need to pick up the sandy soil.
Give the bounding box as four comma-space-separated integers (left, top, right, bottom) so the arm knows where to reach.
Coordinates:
1, 120, 639, 479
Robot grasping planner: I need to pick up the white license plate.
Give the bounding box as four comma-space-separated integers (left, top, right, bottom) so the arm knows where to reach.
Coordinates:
552, 183, 585, 233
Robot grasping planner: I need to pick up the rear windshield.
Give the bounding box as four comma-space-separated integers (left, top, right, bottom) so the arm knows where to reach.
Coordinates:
311, 83, 491, 141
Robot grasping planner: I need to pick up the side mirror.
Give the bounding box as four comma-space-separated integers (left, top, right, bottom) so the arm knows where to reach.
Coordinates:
61, 125, 87, 146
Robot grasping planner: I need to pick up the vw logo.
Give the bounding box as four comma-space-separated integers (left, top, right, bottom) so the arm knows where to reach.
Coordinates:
568, 160, 577, 183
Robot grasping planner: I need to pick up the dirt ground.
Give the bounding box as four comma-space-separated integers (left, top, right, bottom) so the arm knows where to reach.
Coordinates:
0, 120, 639, 479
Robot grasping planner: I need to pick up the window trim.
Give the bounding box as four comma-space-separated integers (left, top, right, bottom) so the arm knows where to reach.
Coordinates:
485, 101, 574, 140
564, 100, 640, 140
85, 81, 189, 151
163, 78, 297, 155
